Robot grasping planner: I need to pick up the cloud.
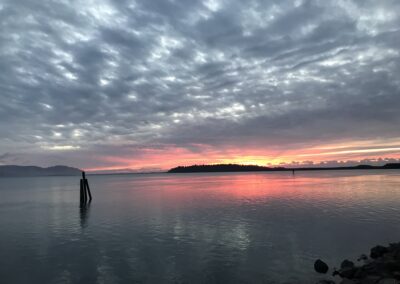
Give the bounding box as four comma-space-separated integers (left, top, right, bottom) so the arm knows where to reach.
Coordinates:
0, 0, 400, 169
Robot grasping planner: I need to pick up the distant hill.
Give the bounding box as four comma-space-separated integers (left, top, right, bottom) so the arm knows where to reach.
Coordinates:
168, 163, 400, 173
0, 165, 82, 177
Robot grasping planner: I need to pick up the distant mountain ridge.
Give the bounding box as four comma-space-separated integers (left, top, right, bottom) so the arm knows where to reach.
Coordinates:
0, 165, 82, 177
168, 163, 400, 173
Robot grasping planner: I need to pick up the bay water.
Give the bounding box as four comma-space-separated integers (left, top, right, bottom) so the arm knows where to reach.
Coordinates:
1, 170, 400, 283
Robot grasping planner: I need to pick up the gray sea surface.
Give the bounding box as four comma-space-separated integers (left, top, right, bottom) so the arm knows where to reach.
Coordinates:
1, 170, 400, 283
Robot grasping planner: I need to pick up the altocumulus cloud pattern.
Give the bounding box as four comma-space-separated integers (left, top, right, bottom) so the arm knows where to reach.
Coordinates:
1, 0, 400, 170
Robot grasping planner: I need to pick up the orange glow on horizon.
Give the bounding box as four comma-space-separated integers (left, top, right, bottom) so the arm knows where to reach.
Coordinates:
84, 138, 400, 172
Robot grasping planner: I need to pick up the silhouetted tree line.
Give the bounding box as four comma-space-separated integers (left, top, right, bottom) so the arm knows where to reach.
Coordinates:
168, 163, 400, 173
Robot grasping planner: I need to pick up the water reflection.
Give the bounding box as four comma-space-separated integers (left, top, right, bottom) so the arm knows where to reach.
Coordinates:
1, 171, 400, 283
80, 201, 91, 228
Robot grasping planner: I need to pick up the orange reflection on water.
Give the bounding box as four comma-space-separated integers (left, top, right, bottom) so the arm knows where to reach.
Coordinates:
127, 172, 400, 208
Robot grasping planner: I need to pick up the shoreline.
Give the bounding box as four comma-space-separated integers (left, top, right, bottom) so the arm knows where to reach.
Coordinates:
315, 242, 400, 284
168, 163, 400, 174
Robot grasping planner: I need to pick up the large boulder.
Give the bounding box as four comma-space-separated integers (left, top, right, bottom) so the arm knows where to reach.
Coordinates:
314, 259, 329, 274
370, 245, 389, 259
341, 259, 355, 269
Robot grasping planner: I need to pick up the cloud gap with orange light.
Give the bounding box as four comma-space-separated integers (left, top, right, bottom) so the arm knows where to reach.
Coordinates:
0, 0, 400, 171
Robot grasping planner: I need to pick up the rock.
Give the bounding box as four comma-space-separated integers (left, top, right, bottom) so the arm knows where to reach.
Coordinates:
317, 242, 400, 284
340, 279, 357, 284
342, 259, 355, 269
339, 267, 357, 279
360, 275, 382, 284
371, 246, 389, 259
393, 271, 400, 279
353, 268, 367, 279
377, 279, 398, 284
362, 262, 380, 273
315, 259, 329, 274
383, 260, 400, 272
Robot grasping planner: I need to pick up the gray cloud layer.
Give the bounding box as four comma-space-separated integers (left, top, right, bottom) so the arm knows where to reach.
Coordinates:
1, 0, 400, 168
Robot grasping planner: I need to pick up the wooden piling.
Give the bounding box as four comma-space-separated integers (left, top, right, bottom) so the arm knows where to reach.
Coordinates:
85, 179, 92, 201
80, 179, 84, 203
80, 171, 92, 203
83, 180, 88, 202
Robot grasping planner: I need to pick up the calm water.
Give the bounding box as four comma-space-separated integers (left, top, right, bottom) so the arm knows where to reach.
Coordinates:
1, 170, 400, 283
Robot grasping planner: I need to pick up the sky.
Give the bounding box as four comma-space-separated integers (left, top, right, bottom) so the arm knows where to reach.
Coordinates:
1, 0, 400, 172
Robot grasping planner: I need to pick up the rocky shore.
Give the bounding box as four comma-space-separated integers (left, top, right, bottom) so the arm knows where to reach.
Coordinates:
315, 242, 400, 284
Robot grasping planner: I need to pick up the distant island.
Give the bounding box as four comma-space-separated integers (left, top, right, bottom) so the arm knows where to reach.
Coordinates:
168, 163, 400, 173
0, 165, 82, 177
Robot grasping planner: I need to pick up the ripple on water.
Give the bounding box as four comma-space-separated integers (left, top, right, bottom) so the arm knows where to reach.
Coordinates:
1, 171, 400, 283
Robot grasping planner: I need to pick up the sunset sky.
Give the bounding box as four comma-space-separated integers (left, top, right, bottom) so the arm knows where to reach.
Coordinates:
1, 0, 400, 172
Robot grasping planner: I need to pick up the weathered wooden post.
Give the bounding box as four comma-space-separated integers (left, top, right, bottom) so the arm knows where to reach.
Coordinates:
80, 178, 85, 203
85, 179, 92, 201
80, 171, 92, 203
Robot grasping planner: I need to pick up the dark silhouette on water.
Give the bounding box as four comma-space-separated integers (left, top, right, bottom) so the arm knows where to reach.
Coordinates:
168, 163, 400, 173
80, 171, 92, 204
